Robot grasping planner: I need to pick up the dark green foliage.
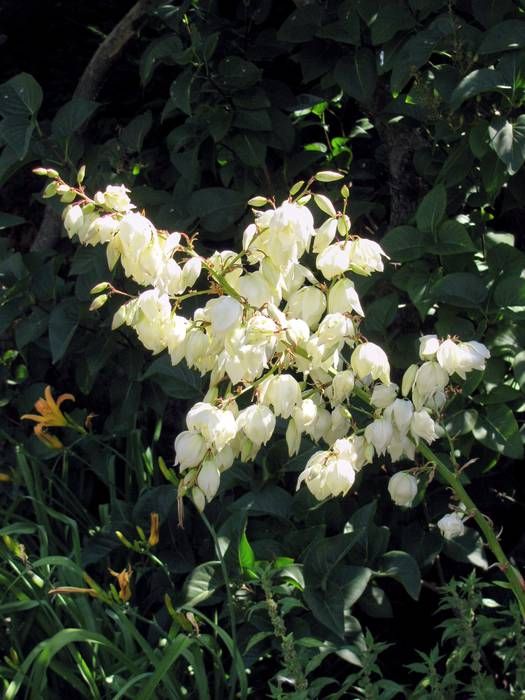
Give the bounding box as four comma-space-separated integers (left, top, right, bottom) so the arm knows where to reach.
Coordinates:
2, 0, 525, 696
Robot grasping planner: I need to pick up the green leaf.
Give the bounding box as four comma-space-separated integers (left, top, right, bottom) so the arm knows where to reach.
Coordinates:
140, 636, 193, 700
15, 308, 48, 349
170, 68, 193, 115
370, 3, 415, 44
473, 404, 523, 458
229, 133, 267, 167
277, 6, 322, 43
415, 185, 447, 233
302, 530, 365, 590
141, 355, 203, 400
239, 530, 256, 570
432, 273, 488, 308
120, 111, 153, 152
140, 35, 184, 84
489, 115, 525, 175
382, 225, 427, 261
0, 212, 25, 229
182, 563, 221, 606
449, 69, 509, 110
0, 73, 43, 118
231, 485, 293, 519
361, 293, 399, 335
428, 220, 477, 255
493, 276, 525, 307
303, 565, 372, 638
513, 350, 525, 390
218, 56, 261, 90
479, 20, 525, 54
444, 528, 488, 569
189, 187, 245, 234
48, 298, 80, 364
233, 109, 272, 132
335, 49, 377, 104
378, 551, 421, 600
52, 98, 99, 140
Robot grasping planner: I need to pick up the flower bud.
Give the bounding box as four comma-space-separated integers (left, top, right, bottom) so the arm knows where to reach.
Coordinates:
182, 257, 202, 289
63, 205, 84, 238
388, 472, 418, 507
286, 418, 301, 456
401, 363, 418, 397
419, 334, 440, 360
437, 512, 465, 540
329, 370, 355, 405
197, 459, 221, 502
191, 486, 206, 512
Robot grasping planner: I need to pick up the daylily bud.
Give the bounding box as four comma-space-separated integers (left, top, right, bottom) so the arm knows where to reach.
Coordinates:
388, 472, 418, 507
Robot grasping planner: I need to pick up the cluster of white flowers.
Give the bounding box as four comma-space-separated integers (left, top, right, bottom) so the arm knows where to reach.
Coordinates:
53, 175, 490, 528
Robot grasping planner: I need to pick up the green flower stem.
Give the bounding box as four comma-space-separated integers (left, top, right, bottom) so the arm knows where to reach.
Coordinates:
418, 442, 525, 618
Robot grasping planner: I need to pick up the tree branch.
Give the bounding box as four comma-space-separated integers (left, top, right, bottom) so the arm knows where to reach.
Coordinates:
31, 0, 159, 251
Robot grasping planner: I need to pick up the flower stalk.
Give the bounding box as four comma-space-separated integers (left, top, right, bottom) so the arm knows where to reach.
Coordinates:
418, 442, 525, 618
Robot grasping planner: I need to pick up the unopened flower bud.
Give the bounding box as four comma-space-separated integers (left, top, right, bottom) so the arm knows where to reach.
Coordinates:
437, 512, 465, 540
388, 472, 418, 507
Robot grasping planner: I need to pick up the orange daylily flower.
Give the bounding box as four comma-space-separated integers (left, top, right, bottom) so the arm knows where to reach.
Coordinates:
21, 386, 75, 448
148, 512, 160, 547
108, 564, 133, 602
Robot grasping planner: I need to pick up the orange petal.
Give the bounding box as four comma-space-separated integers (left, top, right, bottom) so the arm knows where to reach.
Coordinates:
21, 414, 47, 423
56, 393, 75, 408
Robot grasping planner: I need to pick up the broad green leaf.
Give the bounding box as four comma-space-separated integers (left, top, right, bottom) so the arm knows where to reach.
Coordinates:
0, 212, 25, 229
472, 404, 523, 458
52, 98, 99, 140
140, 35, 184, 84
0, 73, 43, 118
141, 355, 203, 399
428, 220, 476, 255
277, 5, 321, 43
170, 68, 193, 115
489, 115, 525, 175
378, 550, 421, 600
15, 308, 48, 349
493, 276, 525, 307
303, 565, 372, 637
479, 20, 525, 54
432, 273, 488, 308
188, 187, 245, 234
233, 109, 272, 132
415, 185, 447, 233
382, 225, 427, 261
335, 49, 377, 104
120, 111, 153, 152
449, 68, 509, 110
231, 485, 293, 519
513, 350, 525, 390
182, 562, 221, 606
48, 298, 80, 363
444, 528, 488, 569
370, 3, 415, 44
302, 530, 365, 589
218, 56, 261, 89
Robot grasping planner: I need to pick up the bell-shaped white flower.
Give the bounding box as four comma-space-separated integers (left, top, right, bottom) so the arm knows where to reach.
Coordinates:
63, 204, 84, 238
329, 370, 355, 406
286, 287, 327, 330
313, 218, 338, 253
174, 430, 207, 471
186, 402, 237, 452
364, 417, 394, 456
388, 471, 418, 507
351, 343, 390, 385
316, 242, 351, 280
384, 398, 414, 434
419, 334, 440, 360
297, 450, 356, 500
205, 296, 243, 336
349, 238, 388, 276
410, 410, 438, 444
371, 383, 398, 409
259, 374, 302, 419
197, 458, 221, 502
437, 512, 465, 540
237, 405, 276, 447
327, 278, 364, 316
